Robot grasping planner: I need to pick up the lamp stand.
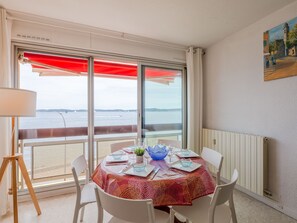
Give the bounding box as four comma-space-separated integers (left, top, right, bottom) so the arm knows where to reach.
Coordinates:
0, 118, 41, 223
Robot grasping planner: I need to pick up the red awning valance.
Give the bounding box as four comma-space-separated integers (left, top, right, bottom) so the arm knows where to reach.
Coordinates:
20, 52, 180, 83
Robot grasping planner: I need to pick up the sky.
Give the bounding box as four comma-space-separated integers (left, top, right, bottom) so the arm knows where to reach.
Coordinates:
268, 16, 297, 43
20, 64, 182, 110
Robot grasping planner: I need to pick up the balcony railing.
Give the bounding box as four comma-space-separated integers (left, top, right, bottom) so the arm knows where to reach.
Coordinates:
18, 124, 182, 189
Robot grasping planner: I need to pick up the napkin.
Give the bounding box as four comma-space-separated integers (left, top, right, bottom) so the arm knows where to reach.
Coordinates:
105, 161, 128, 166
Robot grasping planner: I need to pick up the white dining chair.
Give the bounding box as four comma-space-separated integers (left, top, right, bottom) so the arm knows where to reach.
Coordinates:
170, 169, 238, 223
158, 139, 181, 148
71, 155, 100, 223
201, 147, 223, 185
110, 140, 135, 153
95, 186, 170, 223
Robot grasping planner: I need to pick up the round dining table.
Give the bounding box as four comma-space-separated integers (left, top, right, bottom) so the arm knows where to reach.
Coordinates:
92, 153, 215, 207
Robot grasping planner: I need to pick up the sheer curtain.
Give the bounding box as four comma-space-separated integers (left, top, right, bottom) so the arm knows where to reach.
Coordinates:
186, 47, 203, 153
0, 7, 12, 215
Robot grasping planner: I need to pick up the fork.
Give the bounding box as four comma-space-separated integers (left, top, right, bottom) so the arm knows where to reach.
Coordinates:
150, 167, 160, 180
118, 164, 131, 174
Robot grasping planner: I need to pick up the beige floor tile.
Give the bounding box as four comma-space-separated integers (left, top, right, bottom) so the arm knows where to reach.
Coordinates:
0, 190, 296, 223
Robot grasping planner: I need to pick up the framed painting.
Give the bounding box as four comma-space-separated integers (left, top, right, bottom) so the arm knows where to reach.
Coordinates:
263, 16, 297, 81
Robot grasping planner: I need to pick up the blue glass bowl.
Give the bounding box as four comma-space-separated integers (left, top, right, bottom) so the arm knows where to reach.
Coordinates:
146, 145, 169, 160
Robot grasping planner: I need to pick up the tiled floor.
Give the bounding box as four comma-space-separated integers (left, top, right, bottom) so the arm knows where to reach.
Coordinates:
0, 190, 296, 223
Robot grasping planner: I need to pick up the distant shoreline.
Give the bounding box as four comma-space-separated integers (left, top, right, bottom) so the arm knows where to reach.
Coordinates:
37, 108, 182, 112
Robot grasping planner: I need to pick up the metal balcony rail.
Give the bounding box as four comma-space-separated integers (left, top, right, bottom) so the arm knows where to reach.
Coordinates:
19, 123, 182, 140
18, 124, 182, 189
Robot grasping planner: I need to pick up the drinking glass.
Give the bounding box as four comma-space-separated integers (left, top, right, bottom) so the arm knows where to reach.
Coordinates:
137, 138, 142, 147
141, 138, 150, 164
168, 145, 174, 163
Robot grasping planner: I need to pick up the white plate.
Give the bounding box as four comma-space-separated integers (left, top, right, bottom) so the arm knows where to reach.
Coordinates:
123, 146, 138, 153
123, 164, 155, 177
176, 150, 200, 158
105, 154, 129, 163
171, 161, 202, 172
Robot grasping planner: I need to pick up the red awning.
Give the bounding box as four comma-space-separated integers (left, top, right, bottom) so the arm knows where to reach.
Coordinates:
20, 52, 180, 84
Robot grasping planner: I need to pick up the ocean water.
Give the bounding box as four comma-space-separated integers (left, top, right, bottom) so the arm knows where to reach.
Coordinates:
20, 110, 182, 129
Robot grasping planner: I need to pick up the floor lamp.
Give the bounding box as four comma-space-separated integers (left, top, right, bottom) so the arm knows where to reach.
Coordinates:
0, 88, 41, 223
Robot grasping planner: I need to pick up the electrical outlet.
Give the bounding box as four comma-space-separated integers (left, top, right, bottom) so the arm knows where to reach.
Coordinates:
264, 189, 273, 197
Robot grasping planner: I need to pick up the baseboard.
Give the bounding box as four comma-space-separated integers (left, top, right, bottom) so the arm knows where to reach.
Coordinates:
221, 177, 297, 220
18, 183, 76, 202
283, 206, 297, 221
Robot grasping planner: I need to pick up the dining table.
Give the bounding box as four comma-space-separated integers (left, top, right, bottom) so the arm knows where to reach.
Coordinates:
91, 148, 215, 207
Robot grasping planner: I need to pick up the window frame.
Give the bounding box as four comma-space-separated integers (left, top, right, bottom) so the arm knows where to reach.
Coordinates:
13, 42, 187, 197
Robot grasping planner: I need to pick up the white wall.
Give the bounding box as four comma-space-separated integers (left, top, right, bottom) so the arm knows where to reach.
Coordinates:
9, 13, 186, 63
204, 1, 297, 218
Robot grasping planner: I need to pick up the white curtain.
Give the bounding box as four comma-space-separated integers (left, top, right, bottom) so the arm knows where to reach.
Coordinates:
0, 7, 12, 215
186, 47, 203, 153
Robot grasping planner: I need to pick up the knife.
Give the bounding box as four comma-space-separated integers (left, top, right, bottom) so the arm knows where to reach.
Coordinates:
150, 167, 160, 180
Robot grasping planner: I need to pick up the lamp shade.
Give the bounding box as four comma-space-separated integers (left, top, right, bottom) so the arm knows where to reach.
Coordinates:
0, 88, 36, 117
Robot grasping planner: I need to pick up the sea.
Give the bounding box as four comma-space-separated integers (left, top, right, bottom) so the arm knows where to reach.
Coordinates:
20, 110, 182, 129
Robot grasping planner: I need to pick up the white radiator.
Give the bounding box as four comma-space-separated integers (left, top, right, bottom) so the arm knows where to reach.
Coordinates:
202, 128, 268, 196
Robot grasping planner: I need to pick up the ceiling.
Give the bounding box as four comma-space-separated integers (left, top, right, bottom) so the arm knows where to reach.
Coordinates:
0, 0, 295, 48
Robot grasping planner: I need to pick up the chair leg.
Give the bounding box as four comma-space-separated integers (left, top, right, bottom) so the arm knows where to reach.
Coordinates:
80, 206, 85, 222
73, 204, 80, 223
229, 194, 237, 223
169, 209, 175, 223
95, 187, 103, 223
97, 205, 103, 223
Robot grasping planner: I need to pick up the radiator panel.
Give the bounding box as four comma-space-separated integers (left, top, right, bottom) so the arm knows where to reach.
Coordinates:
202, 128, 267, 196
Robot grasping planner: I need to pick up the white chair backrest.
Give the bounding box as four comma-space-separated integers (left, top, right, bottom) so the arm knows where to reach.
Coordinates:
71, 155, 89, 199
211, 169, 238, 206
201, 147, 223, 170
110, 140, 135, 153
72, 155, 88, 176
158, 139, 181, 148
95, 186, 155, 223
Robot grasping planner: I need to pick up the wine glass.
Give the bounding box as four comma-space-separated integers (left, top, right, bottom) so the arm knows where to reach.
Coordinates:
168, 144, 174, 163
142, 138, 150, 165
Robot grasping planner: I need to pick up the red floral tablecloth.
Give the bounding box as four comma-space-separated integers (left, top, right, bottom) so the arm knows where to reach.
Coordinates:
92, 157, 215, 206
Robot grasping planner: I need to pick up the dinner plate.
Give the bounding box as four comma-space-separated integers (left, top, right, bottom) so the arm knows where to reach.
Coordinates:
176, 150, 200, 158
105, 154, 129, 163
123, 164, 155, 177
171, 161, 202, 172
123, 146, 138, 153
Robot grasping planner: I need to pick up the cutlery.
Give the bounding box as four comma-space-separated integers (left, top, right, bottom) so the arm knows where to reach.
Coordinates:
105, 162, 128, 166
168, 168, 185, 176
118, 164, 131, 174
150, 167, 160, 180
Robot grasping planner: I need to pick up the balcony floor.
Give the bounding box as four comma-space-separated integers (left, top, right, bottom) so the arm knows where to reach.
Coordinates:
0, 189, 296, 223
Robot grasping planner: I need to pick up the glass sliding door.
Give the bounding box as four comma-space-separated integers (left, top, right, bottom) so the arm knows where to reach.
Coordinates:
16, 48, 186, 191
141, 65, 185, 147
18, 51, 88, 187
93, 58, 138, 164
